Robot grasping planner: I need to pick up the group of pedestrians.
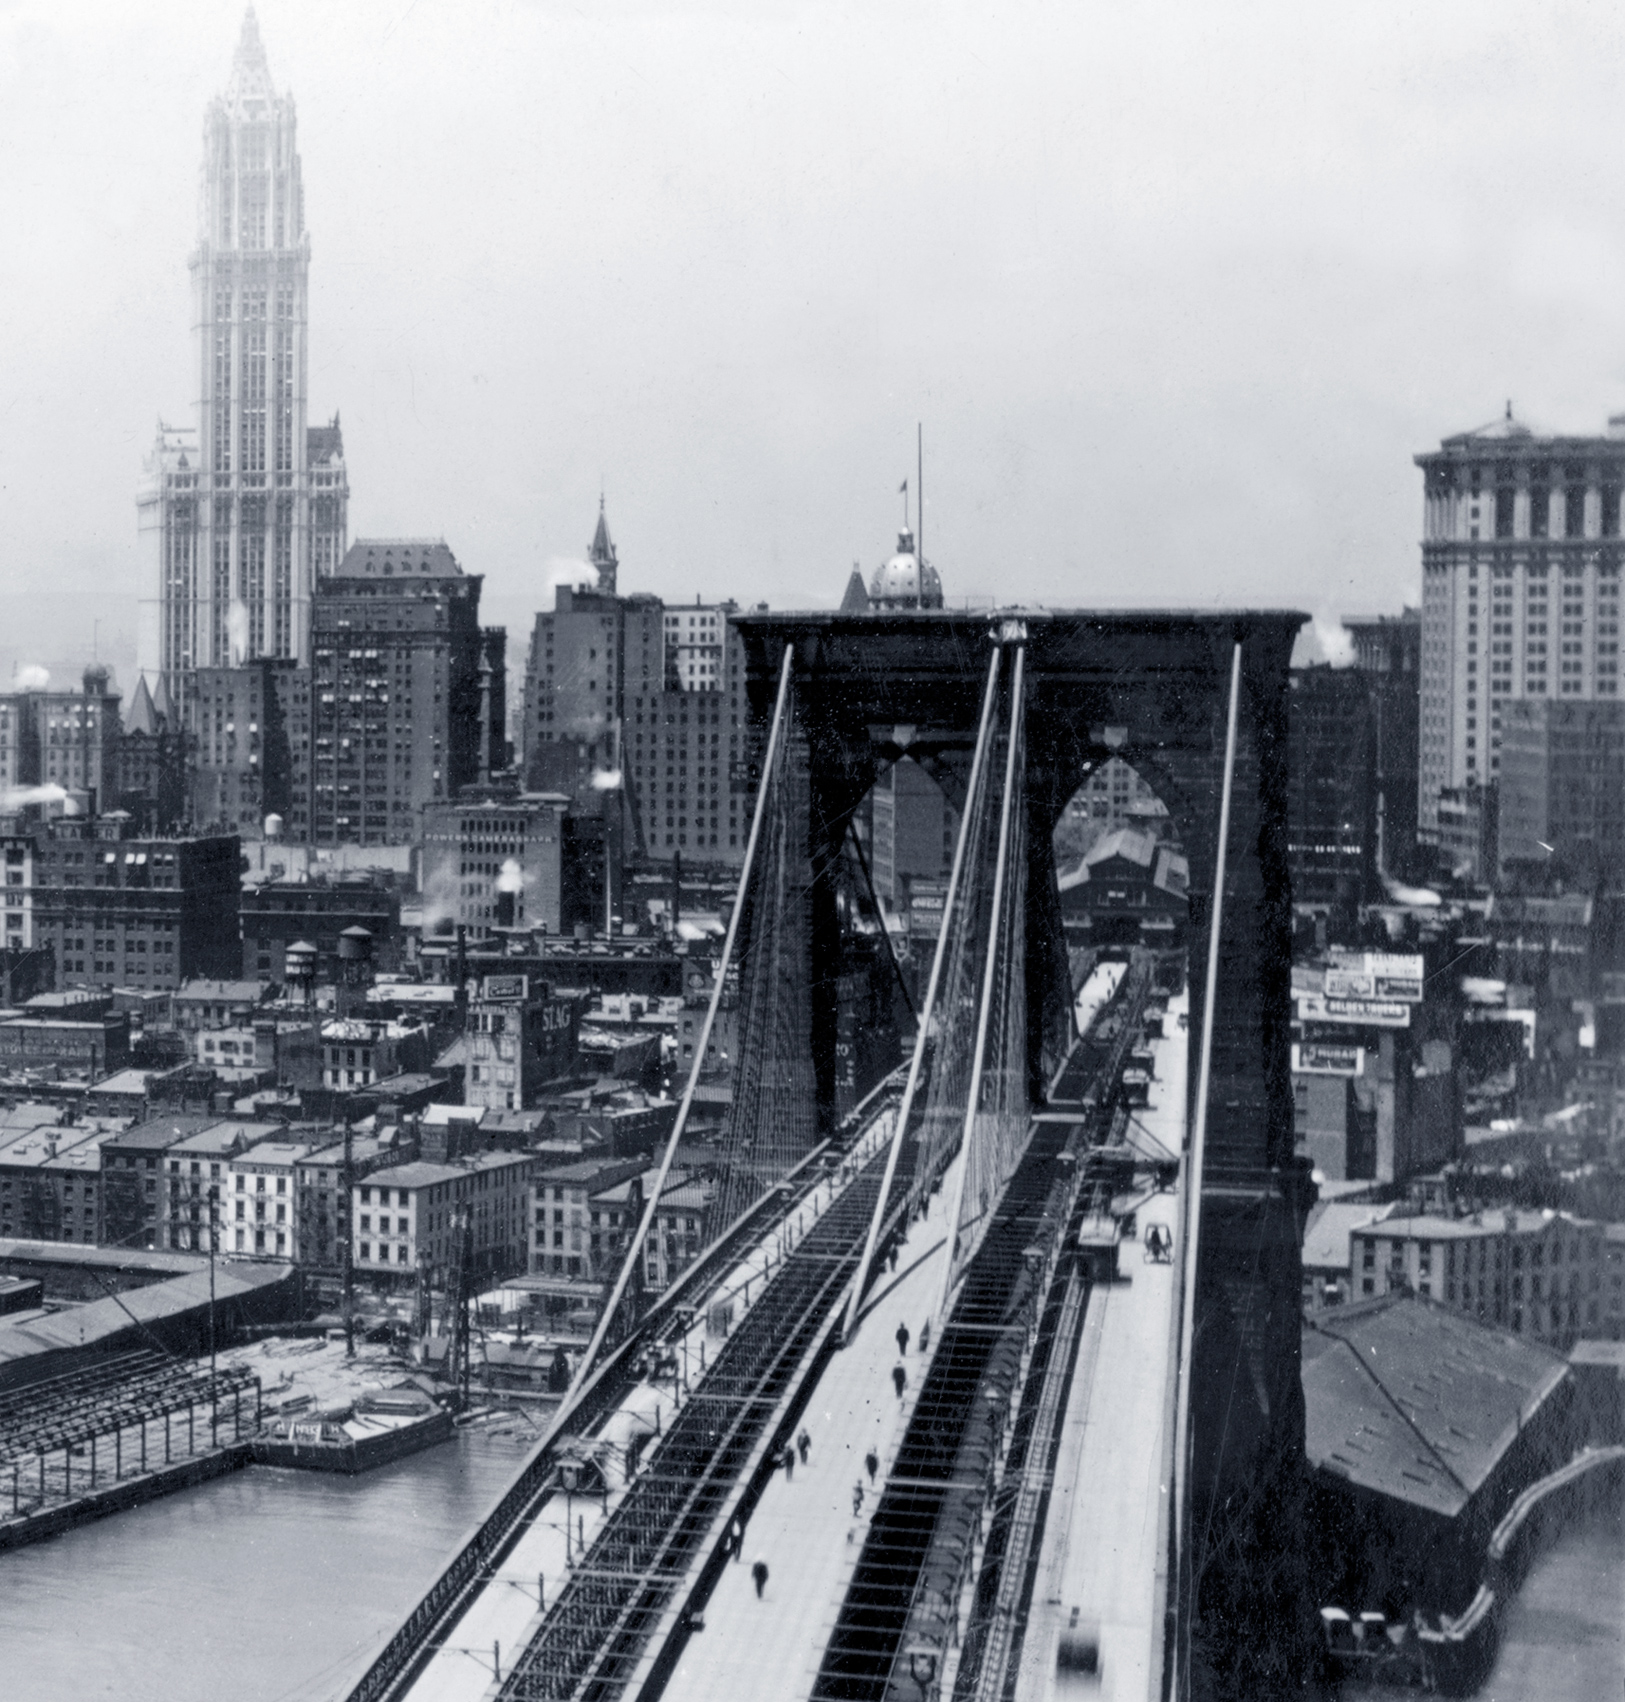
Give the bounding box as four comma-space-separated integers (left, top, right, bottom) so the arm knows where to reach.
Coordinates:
743, 1315, 931, 1597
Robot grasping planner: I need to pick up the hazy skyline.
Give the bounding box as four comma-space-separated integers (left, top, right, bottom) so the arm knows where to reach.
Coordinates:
6, 0, 1625, 695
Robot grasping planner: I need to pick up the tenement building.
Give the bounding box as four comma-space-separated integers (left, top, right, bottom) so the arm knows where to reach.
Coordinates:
309, 540, 505, 844
1416, 411, 1625, 849
137, 10, 349, 692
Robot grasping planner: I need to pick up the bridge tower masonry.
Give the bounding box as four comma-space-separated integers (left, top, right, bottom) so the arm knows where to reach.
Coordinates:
734, 606, 1320, 1698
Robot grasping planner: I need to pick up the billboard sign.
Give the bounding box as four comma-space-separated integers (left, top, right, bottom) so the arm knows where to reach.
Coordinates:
1297, 993, 1410, 1028
1292, 1042, 1364, 1076
1327, 952, 1425, 1002
482, 973, 528, 1002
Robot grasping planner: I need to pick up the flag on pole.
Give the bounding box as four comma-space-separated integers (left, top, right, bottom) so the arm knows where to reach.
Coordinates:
899, 479, 908, 494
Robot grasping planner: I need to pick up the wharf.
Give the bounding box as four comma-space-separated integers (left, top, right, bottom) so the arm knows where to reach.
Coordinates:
0, 1441, 251, 1552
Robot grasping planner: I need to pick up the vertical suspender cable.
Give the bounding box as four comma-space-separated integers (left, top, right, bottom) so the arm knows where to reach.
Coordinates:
1169, 639, 1242, 1702
934, 634, 1026, 1324
561, 642, 796, 1409
842, 645, 1003, 1343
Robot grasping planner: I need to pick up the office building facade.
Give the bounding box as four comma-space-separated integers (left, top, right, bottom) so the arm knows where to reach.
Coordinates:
309, 540, 504, 844
31, 818, 241, 992
1416, 413, 1625, 843
1499, 697, 1625, 882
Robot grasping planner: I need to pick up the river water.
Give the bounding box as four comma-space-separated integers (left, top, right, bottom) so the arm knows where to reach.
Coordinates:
1, 1423, 1617, 1702
0, 1423, 534, 1702
1340, 1504, 1624, 1702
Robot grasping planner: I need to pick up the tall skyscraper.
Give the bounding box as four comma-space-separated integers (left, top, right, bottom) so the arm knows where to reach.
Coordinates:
1415, 412, 1625, 849
138, 10, 348, 692
309, 540, 503, 845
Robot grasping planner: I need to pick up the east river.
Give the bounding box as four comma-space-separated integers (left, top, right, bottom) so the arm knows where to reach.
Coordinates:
0, 1426, 1617, 1702
0, 1424, 531, 1702
1341, 1504, 1624, 1702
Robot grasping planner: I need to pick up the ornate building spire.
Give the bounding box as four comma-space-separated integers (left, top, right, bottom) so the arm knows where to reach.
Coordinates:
224, 8, 275, 109
589, 497, 619, 594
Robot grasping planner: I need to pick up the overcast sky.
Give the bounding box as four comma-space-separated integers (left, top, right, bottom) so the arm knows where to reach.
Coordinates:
5, 0, 1625, 695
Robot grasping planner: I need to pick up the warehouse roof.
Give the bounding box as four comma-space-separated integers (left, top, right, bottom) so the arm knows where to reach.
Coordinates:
1303, 1294, 1568, 1519
0, 1263, 290, 1368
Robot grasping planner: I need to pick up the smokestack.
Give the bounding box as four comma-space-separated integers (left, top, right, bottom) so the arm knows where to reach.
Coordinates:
671, 851, 682, 935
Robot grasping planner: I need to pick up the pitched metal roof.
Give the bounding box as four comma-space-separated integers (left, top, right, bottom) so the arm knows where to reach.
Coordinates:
1304, 1293, 1568, 1519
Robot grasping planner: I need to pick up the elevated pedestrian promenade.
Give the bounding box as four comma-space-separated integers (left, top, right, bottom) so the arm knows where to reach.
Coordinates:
659, 1170, 956, 1702
389, 1113, 900, 1702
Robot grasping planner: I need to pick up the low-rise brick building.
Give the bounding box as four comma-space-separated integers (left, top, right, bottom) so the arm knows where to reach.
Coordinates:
1350, 1207, 1605, 1348
99, 1114, 220, 1251
354, 1150, 535, 1288
528, 1157, 646, 1278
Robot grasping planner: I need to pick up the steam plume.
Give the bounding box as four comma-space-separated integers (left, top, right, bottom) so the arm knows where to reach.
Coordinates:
1, 784, 69, 809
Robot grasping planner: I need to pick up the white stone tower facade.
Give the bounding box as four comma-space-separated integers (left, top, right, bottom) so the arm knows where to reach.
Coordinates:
138, 9, 347, 690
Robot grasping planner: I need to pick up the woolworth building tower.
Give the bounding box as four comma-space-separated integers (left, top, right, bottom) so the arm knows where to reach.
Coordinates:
138, 9, 348, 697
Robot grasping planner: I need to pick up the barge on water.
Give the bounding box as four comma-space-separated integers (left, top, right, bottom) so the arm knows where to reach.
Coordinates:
252, 1388, 452, 1474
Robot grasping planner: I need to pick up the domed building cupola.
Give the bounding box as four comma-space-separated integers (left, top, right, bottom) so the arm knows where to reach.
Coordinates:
868, 528, 944, 611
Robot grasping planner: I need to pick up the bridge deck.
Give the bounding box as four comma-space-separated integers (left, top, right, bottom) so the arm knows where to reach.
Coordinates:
1013, 985, 1188, 1702
658, 1170, 956, 1702
393, 1117, 897, 1702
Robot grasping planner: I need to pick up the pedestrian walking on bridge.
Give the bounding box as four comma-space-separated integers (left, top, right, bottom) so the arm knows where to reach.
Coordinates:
895, 1321, 910, 1356
797, 1428, 811, 1466
892, 1362, 907, 1400
752, 1557, 769, 1599
728, 1516, 744, 1560
852, 1481, 864, 1517
865, 1448, 878, 1484
782, 1443, 795, 1482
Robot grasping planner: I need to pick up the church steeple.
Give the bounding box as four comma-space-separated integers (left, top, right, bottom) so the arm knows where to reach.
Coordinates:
589, 497, 618, 594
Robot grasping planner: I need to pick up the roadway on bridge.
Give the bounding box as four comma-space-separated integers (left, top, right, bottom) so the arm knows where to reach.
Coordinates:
1014, 983, 1188, 1702
393, 1115, 898, 1702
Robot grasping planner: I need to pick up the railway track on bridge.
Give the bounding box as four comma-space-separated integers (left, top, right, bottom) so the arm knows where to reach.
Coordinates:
493, 1130, 911, 1702
811, 959, 1154, 1702
342, 1078, 907, 1702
